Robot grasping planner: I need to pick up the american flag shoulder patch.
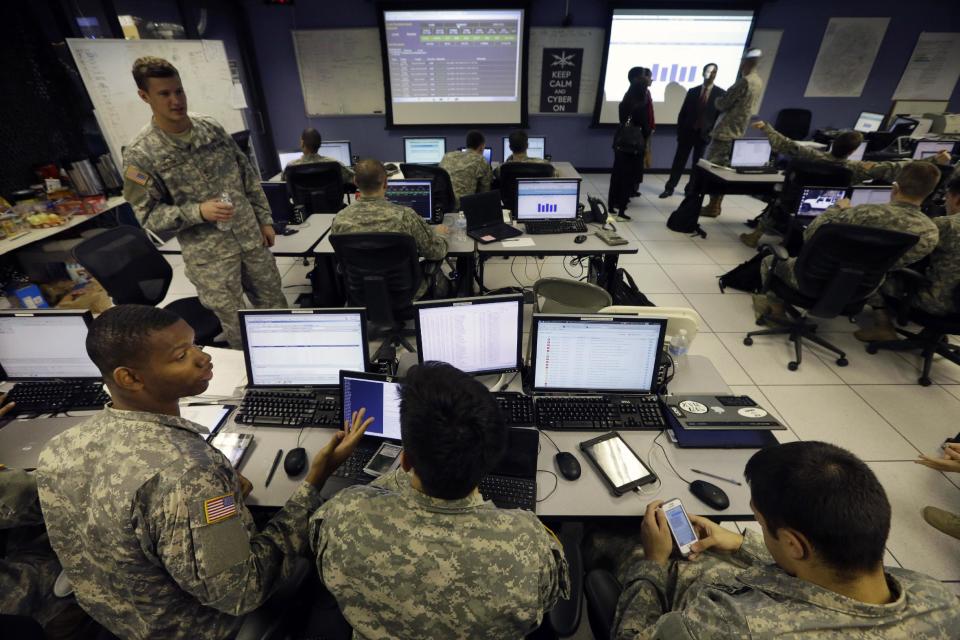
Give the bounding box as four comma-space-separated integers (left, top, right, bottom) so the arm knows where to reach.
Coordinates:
203, 493, 237, 524
124, 165, 150, 186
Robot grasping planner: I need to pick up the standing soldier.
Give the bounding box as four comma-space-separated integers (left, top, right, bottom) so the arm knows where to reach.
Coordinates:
122, 57, 287, 349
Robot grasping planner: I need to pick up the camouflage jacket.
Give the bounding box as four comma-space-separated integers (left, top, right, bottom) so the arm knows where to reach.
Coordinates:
36, 406, 322, 640
496, 154, 559, 179
309, 468, 570, 640
0, 468, 43, 528
439, 150, 493, 201
614, 530, 960, 639
330, 196, 448, 261
711, 71, 763, 141
916, 214, 960, 315
122, 114, 272, 266
283, 152, 354, 185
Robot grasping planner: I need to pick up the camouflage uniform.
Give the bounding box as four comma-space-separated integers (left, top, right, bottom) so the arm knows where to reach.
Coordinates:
705, 70, 763, 166
331, 196, 448, 298
284, 152, 354, 185
309, 468, 569, 640
495, 153, 559, 179
36, 406, 322, 640
122, 114, 287, 348
915, 214, 960, 316
613, 530, 960, 639
438, 150, 493, 203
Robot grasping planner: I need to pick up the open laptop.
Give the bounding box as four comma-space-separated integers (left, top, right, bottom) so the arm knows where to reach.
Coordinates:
278, 150, 300, 171
235, 309, 368, 427
462, 190, 522, 243
888, 116, 919, 137
515, 178, 586, 234
853, 111, 885, 133
730, 138, 775, 174
0, 310, 109, 416
403, 137, 446, 164
459, 146, 493, 165
848, 186, 892, 207
503, 136, 546, 160
385, 179, 436, 223
319, 140, 352, 166
794, 186, 846, 226
478, 427, 539, 510
913, 139, 956, 160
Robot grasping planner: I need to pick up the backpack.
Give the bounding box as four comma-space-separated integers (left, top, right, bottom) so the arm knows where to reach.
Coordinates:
611, 268, 656, 306
718, 254, 763, 294
613, 118, 646, 156
666, 192, 706, 238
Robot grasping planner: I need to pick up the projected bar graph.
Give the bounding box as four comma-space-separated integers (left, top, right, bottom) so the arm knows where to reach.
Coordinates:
651, 64, 698, 84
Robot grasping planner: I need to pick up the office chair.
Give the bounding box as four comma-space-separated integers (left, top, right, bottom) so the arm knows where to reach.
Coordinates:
399, 163, 457, 213
745, 224, 919, 371
583, 569, 622, 640
331, 233, 422, 361
773, 108, 812, 141
286, 162, 346, 215
534, 278, 612, 314
498, 162, 556, 212
72, 226, 223, 345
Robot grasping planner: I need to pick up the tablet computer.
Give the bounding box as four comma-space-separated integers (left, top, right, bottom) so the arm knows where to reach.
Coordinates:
580, 432, 658, 496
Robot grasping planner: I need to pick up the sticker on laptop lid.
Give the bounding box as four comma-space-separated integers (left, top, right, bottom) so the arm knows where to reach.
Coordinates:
738, 407, 768, 418
678, 400, 708, 414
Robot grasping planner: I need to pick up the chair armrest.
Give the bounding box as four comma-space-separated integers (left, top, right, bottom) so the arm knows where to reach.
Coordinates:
888, 267, 930, 289
548, 522, 584, 637
883, 268, 931, 324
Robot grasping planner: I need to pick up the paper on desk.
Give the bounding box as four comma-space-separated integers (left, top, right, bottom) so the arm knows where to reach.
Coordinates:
197, 347, 247, 398
502, 237, 536, 247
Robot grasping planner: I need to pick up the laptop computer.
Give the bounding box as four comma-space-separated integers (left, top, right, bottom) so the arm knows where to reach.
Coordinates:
385, 179, 437, 223
403, 137, 446, 164
459, 146, 493, 165
848, 186, 892, 207
794, 186, 846, 226
462, 190, 522, 243
853, 111, 884, 133
478, 427, 539, 510
278, 151, 300, 171
503, 136, 546, 160
730, 138, 775, 173
913, 139, 956, 160
319, 140, 352, 166
515, 178, 586, 234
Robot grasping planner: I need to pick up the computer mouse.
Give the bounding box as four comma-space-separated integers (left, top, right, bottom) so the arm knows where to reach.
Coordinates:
688, 479, 730, 511
555, 452, 581, 481
574, 234, 587, 244
284, 447, 308, 476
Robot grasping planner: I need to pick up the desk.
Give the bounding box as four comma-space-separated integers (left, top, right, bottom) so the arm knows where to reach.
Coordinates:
157, 214, 336, 259
313, 212, 475, 257
0, 196, 127, 257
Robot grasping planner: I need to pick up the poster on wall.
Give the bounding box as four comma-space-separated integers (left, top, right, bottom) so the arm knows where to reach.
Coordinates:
748, 29, 783, 115
539, 48, 583, 113
804, 17, 889, 98
893, 32, 960, 101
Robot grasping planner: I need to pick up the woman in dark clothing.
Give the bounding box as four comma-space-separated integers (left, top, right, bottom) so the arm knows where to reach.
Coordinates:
608, 67, 652, 219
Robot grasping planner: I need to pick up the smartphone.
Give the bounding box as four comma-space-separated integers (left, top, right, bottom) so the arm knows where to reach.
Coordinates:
579, 431, 658, 496
661, 498, 699, 557
363, 442, 403, 477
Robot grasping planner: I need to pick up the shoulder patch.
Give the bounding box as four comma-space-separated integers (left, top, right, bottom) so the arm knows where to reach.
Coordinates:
124, 165, 150, 186
203, 493, 237, 524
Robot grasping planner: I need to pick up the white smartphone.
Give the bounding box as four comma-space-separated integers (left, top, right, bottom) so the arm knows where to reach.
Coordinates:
661, 498, 699, 557
363, 442, 403, 477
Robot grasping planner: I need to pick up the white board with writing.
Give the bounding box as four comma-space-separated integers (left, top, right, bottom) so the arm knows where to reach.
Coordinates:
528, 28, 604, 115
804, 18, 889, 98
894, 32, 960, 101
67, 38, 245, 167
292, 29, 386, 116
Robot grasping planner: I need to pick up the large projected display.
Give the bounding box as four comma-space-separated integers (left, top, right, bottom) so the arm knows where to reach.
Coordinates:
596, 9, 754, 125
381, 8, 526, 126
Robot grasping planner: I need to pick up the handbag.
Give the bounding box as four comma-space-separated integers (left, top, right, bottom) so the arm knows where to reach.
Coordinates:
613, 117, 646, 156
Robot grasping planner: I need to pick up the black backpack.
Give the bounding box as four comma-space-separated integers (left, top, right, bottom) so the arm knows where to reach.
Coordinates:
610, 268, 655, 306
718, 254, 763, 293
666, 192, 706, 238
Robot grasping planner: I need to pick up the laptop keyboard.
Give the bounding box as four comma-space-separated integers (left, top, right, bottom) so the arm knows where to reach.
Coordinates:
5, 380, 110, 416
235, 389, 339, 427
479, 475, 536, 511
494, 393, 535, 427
523, 219, 587, 235
536, 395, 665, 431
331, 443, 378, 482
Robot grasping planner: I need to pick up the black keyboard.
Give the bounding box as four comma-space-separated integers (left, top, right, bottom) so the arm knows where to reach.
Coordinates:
523, 219, 587, 235
5, 380, 110, 416
332, 444, 378, 482
535, 395, 665, 431
479, 475, 536, 511
235, 389, 339, 427
494, 392, 534, 427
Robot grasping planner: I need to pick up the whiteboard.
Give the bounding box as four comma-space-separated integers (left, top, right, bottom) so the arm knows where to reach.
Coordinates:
292, 29, 386, 116
67, 39, 245, 167
804, 18, 889, 98
893, 32, 960, 101
528, 28, 605, 115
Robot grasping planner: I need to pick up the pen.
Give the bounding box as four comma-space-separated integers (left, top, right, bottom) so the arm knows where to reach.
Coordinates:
691, 468, 742, 486
265, 449, 283, 487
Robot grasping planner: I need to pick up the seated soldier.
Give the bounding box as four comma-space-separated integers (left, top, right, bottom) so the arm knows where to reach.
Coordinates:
495, 129, 558, 178
438, 130, 493, 203
609, 441, 959, 638
283, 127, 354, 186
330, 158, 448, 298
310, 362, 569, 639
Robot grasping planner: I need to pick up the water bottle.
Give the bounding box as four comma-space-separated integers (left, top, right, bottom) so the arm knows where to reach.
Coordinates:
453, 212, 467, 243
217, 191, 233, 232
668, 329, 689, 371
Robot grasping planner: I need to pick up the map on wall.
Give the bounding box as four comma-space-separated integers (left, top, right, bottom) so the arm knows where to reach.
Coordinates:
804, 17, 889, 98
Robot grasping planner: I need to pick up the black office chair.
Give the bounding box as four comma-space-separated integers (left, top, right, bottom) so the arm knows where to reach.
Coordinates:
330, 233, 422, 360
286, 162, 346, 215
773, 108, 813, 141
584, 569, 622, 640
72, 226, 223, 345
745, 224, 919, 371
498, 162, 556, 212
399, 163, 457, 213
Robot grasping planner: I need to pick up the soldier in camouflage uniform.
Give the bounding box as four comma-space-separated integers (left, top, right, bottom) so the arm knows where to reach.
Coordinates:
610, 441, 960, 639
122, 57, 286, 349
701, 48, 764, 217
496, 129, 559, 179
310, 362, 570, 639
36, 305, 370, 640
331, 159, 448, 298
282, 127, 354, 185
438, 130, 493, 205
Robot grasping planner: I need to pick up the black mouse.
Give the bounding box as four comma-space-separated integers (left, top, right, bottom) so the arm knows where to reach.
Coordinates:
689, 479, 729, 511
574, 234, 587, 244
555, 452, 581, 481
284, 447, 308, 476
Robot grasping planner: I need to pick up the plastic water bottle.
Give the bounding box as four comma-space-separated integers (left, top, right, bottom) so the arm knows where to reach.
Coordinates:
217, 191, 233, 232
669, 329, 689, 371
453, 212, 467, 243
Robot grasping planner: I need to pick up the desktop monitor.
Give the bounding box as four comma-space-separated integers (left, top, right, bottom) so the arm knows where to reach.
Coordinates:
278, 151, 300, 171
796, 187, 846, 219
730, 139, 772, 168
515, 178, 580, 221
503, 136, 546, 161
848, 186, 892, 207
530, 314, 668, 394
403, 137, 446, 164
340, 371, 403, 442
385, 179, 433, 220
319, 140, 353, 166
0, 310, 100, 379
414, 294, 524, 375
913, 140, 955, 160
853, 111, 884, 133
238, 309, 368, 387
847, 141, 868, 162
459, 147, 493, 165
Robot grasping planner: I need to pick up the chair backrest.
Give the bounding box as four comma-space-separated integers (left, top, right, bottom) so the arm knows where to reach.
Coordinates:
780, 159, 854, 216
794, 224, 919, 317
498, 162, 556, 211
286, 162, 345, 215
71, 225, 172, 305
533, 277, 612, 314
774, 108, 812, 141
330, 233, 421, 324
398, 164, 456, 213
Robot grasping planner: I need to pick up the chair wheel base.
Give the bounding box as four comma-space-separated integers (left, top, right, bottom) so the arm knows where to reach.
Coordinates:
836, 357, 848, 367
919, 377, 932, 387
788, 361, 799, 371
866, 344, 879, 354
743, 337, 754, 346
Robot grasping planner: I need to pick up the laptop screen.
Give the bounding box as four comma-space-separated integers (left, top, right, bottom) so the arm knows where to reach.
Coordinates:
503, 136, 546, 160
913, 140, 955, 160
0, 311, 100, 379
846, 141, 867, 162
888, 116, 918, 133
531, 315, 667, 393
459, 147, 493, 164
261, 182, 292, 223
278, 151, 300, 171
488, 427, 538, 479
796, 187, 846, 218
319, 141, 352, 166
240, 310, 367, 387
404, 138, 446, 164
730, 139, 771, 168
849, 187, 892, 207
340, 371, 403, 442
853, 112, 884, 133
516, 179, 580, 221
414, 294, 523, 375
385, 180, 433, 220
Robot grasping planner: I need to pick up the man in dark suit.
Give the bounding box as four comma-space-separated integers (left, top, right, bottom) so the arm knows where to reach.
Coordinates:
659, 63, 724, 198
